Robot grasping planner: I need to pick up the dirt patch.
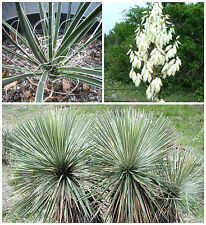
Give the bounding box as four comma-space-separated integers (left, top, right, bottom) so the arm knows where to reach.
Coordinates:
2, 165, 12, 211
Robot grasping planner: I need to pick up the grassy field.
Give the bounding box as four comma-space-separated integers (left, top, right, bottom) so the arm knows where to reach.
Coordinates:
2, 104, 204, 222
104, 79, 198, 102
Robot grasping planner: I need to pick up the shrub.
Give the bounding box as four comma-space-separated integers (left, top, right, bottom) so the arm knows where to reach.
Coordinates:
163, 2, 204, 101
10, 109, 102, 222
104, 7, 143, 83
90, 109, 203, 222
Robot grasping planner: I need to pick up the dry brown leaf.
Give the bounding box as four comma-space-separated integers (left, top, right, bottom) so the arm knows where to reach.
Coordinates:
24, 90, 32, 98
62, 78, 70, 93
2, 69, 7, 77
97, 89, 102, 96
4, 81, 17, 90
2, 58, 7, 63
10, 31, 17, 41
45, 80, 50, 90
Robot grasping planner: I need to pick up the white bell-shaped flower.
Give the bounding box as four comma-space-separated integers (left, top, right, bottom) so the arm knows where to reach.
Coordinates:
146, 86, 153, 100
129, 68, 136, 79
161, 63, 169, 73
134, 73, 142, 87
130, 51, 135, 63
142, 68, 150, 82
132, 56, 141, 69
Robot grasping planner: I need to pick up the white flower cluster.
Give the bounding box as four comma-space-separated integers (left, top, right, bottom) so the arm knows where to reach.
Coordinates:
128, 2, 181, 101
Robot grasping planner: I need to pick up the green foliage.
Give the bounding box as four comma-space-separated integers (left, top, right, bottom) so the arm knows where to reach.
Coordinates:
162, 2, 204, 101
105, 6, 147, 83
3, 3, 102, 102
105, 3, 203, 101
104, 22, 135, 82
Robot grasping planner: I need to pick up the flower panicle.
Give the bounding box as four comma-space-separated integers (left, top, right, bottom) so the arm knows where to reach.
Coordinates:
128, 2, 181, 102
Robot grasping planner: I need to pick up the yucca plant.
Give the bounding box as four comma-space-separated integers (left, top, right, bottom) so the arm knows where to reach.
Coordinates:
9, 109, 102, 222
158, 148, 204, 222
90, 109, 203, 222
2, 2, 102, 102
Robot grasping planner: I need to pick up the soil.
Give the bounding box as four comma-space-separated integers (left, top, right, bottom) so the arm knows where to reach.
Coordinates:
2, 34, 102, 102
2, 165, 13, 222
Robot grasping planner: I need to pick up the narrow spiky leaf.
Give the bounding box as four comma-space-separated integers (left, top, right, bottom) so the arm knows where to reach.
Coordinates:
64, 2, 72, 34
2, 73, 40, 87
48, 2, 54, 59
56, 3, 102, 57
9, 110, 100, 222
15, 3, 47, 63
38, 3, 48, 43
53, 2, 62, 50
35, 71, 48, 102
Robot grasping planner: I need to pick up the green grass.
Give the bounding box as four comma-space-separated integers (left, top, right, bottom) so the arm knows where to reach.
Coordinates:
104, 79, 198, 102
2, 104, 204, 222
2, 105, 55, 129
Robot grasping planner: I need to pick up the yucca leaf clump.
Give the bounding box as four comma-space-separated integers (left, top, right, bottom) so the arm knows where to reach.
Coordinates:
10, 110, 101, 222
159, 149, 204, 222
2, 2, 102, 102
8, 108, 203, 223
90, 109, 203, 222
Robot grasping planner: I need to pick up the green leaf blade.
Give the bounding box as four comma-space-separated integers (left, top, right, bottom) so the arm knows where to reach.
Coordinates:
35, 71, 48, 102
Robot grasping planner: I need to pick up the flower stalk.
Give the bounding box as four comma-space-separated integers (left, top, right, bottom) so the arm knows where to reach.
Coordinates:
128, 3, 181, 102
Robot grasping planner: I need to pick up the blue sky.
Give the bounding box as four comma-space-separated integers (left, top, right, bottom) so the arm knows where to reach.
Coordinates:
104, 1, 146, 34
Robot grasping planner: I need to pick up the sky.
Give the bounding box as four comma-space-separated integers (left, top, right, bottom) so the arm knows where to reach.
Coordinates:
104, 1, 146, 34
